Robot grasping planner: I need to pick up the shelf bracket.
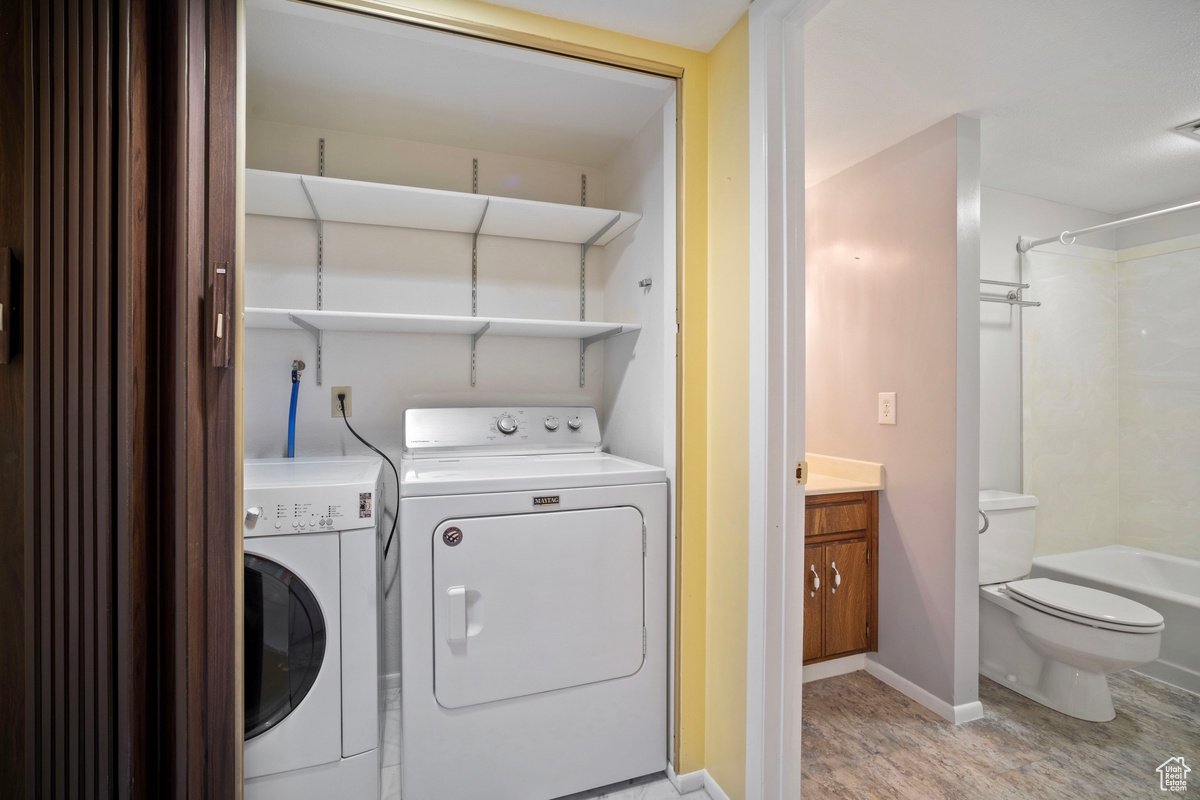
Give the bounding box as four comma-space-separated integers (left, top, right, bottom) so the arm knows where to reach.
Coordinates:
470, 158, 490, 387
300, 174, 325, 314
470, 321, 490, 386
579, 325, 625, 388
578, 213, 621, 325
288, 313, 323, 386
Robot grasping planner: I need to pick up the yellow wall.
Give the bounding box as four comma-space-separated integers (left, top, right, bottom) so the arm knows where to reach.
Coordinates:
705, 13, 750, 799
358, 0, 713, 773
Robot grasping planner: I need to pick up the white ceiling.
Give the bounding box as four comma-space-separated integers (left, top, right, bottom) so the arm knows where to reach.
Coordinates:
476, 0, 751, 52
246, 0, 675, 168
805, 0, 1200, 214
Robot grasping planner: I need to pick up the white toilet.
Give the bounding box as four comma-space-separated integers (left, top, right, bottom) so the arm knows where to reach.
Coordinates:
978, 490, 1164, 721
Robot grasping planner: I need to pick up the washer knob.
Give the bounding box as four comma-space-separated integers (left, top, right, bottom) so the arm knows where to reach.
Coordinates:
245, 507, 262, 522
544, 416, 559, 431
497, 415, 518, 434
567, 416, 583, 430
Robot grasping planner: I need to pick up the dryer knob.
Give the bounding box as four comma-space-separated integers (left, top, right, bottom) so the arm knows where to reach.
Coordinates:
496, 415, 518, 434
567, 416, 582, 430
544, 417, 559, 431
245, 507, 262, 522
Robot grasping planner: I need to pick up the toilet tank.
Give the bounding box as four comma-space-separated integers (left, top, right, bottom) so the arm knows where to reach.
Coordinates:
978, 490, 1039, 585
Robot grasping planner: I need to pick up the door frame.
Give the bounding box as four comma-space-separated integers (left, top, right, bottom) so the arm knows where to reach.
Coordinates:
234, 0, 695, 778
744, 2, 828, 798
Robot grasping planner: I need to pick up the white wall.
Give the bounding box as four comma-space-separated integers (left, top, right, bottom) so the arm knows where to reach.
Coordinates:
244, 118, 669, 678
601, 104, 671, 470
979, 188, 1113, 494
806, 115, 980, 713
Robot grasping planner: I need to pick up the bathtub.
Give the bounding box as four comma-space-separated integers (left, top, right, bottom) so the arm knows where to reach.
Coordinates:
1031, 545, 1200, 695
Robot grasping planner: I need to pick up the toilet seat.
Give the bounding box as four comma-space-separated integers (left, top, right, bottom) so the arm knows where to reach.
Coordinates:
1004, 578, 1164, 633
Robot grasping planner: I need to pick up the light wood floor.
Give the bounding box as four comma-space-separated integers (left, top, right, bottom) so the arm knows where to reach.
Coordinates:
801, 670, 1200, 799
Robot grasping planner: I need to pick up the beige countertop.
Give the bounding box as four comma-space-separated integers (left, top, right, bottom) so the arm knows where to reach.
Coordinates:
806, 453, 884, 496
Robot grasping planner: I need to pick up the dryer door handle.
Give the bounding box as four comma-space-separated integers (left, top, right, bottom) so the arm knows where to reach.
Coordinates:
447, 586, 468, 641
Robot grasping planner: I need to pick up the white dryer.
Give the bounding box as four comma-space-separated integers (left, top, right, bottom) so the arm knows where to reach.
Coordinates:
399, 407, 668, 800
242, 456, 385, 800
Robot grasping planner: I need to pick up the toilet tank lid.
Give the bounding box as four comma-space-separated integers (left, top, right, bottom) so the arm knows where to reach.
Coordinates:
979, 490, 1039, 511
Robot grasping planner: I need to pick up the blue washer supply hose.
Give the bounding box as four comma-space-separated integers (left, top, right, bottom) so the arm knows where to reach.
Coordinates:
287, 360, 304, 458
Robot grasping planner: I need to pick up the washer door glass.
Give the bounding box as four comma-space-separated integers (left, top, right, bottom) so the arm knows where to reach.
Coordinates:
244, 553, 327, 740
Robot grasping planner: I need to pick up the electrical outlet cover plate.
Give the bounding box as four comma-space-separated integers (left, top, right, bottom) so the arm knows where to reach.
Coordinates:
332, 386, 352, 418
878, 392, 896, 425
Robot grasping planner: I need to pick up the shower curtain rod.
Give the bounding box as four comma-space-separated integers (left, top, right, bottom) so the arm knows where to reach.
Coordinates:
1016, 198, 1200, 253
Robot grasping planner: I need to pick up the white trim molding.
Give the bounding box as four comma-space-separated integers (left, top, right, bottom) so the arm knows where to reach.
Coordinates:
801, 654, 866, 684
865, 657, 985, 724
705, 770, 733, 800
666, 766, 733, 800
666, 763, 706, 794
746, 2, 825, 799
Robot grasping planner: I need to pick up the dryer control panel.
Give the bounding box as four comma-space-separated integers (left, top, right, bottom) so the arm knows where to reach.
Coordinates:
404, 406, 602, 457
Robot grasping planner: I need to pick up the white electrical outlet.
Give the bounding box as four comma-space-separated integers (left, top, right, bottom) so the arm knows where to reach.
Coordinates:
878, 392, 896, 425
332, 386, 353, 418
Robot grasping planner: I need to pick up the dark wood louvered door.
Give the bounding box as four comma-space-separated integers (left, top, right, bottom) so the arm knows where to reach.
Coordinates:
0, 0, 27, 788
10, 0, 239, 796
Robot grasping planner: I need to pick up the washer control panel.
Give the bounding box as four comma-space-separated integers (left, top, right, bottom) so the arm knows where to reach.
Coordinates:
404, 406, 602, 456
243, 456, 382, 539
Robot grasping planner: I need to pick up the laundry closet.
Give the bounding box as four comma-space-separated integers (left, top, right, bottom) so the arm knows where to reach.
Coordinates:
241, 1, 678, 798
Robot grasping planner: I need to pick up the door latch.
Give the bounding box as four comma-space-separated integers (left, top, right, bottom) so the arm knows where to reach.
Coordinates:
209, 261, 232, 368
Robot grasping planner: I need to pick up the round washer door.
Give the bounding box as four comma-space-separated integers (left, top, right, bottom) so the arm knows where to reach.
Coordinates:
244, 553, 327, 740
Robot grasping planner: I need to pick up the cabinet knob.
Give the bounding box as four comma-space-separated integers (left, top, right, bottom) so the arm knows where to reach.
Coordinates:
831, 561, 842, 594
809, 563, 820, 596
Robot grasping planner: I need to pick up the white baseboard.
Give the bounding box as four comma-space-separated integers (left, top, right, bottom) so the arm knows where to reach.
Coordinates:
665, 763, 705, 794
703, 770, 731, 800
864, 657, 984, 724
802, 653, 865, 683
665, 765, 730, 800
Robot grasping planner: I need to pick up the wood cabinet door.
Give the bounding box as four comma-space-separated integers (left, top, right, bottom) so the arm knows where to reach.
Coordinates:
824, 539, 870, 657
803, 544, 825, 662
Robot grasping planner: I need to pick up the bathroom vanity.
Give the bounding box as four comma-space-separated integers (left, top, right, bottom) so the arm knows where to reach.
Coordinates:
803, 456, 882, 665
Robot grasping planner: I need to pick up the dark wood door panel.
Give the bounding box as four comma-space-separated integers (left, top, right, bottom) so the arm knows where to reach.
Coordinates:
0, 0, 25, 788
806, 500, 868, 537
824, 539, 870, 657
803, 544, 824, 663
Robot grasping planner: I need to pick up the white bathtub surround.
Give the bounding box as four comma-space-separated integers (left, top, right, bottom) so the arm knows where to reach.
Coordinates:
1021, 248, 1120, 557
1032, 545, 1200, 695
1117, 245, 1200, 563
1013, 226, 1200, 563
804, 453, 884, 496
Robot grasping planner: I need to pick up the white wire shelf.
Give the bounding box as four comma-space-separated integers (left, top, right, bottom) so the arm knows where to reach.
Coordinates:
244, 307, 640, 343
246, 169, 641, 246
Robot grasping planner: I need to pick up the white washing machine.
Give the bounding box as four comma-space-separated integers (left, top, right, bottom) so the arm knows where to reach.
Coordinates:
242, 456, 385, 800
399, 407, 668, 800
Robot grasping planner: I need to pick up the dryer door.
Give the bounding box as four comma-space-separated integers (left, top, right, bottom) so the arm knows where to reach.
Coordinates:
432, 506, 645, 709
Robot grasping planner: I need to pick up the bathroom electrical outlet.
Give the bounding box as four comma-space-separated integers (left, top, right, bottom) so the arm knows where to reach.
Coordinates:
878, 392, 896, 425
332, 386, 353, 418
